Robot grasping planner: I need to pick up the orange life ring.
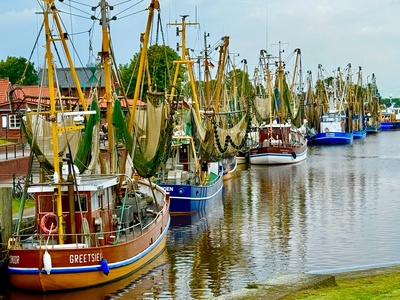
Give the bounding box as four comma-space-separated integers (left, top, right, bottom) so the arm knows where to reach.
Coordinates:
40, 213, 58, 234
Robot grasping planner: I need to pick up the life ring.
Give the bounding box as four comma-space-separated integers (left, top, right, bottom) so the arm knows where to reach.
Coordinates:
40, 213, 58, 234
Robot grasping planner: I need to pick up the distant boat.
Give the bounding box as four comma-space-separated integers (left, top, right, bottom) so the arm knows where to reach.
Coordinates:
314, 113, 353, 145
313, 65, 353, 145
379, 103, 400, 131
365, 74, 381, 134
352, 66, 367, 140
222, 154, 237, 180
249, 46, 307, 165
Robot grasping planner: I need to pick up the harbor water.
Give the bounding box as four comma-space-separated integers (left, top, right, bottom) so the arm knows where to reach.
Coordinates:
3, 131, 400, 299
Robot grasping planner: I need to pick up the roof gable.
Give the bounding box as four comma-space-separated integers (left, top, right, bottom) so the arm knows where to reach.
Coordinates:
38, 67, 105, 89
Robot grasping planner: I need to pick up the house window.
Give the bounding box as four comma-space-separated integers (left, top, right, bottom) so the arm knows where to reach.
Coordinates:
2, 115, 7, 129
8, 115, 20, 129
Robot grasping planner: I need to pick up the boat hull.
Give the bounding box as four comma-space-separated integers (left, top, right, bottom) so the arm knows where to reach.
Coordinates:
353, 129, 367, 140
366, 125, 381, 134
159, 173, 223, 214
249, 145, 307, 165
380, 122, 400, 131
314, 132, 353, 145
8, 212, 170, 292
9, 226, 167, 292
222, 155, 237, 180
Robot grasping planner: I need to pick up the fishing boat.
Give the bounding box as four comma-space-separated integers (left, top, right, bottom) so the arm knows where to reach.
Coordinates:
7, 0, 170, 292
352, 67, 367, 140
153, 17, 234, 214
379, 102, 400, 131
155, 134, 223, 214
222, 154, 237, 180
249, 47, 307, 165
365, 74, 381, 134
312, 65, 353, 145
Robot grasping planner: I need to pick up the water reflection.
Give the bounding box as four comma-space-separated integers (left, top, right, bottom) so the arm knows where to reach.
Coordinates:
3, 132, 400, 299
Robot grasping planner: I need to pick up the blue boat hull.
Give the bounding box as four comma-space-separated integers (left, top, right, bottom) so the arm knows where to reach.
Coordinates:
380, 122, 400, 131
159, 173, 223, 214
314, 132, 353, 145
366, 125, 381, 134
353, 129, 367, 139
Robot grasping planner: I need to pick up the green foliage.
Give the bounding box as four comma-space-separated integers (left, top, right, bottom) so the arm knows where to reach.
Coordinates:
0, 56, 38, 85
225, 68, 255, 100
119, 45, 185, 98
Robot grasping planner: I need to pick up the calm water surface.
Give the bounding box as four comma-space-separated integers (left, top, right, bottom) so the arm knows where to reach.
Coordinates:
4, 131, 400, 299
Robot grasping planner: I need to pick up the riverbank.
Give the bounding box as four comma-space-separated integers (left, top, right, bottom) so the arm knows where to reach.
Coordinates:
216, 264, 400, 299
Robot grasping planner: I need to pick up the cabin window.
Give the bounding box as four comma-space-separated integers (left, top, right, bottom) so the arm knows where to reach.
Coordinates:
74, 194, 87, 212
91, 193, 100, 210
8, 115, 20, 129
2, 115, 7, 129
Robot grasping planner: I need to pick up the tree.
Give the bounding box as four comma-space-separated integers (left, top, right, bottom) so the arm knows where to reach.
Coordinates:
225, 68, 255, 101
0, 56, 38, 85
119, 45, 185, 98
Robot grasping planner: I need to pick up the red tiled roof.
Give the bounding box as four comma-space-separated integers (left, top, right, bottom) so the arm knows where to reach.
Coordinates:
98, 98, 146, 109
0, 78, 12, 103
13, 85, 55, 100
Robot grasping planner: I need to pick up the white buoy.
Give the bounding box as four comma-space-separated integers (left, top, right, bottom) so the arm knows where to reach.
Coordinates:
53, 171, 59, 184
43, 250, 52, 275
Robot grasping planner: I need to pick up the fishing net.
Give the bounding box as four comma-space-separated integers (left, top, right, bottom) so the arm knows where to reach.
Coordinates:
112, 92, 175, 178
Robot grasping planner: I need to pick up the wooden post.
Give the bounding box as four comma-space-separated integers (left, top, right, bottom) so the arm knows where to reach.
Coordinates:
0, 187, 12, 245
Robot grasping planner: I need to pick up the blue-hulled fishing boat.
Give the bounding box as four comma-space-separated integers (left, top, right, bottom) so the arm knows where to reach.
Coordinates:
313, 65, 353, 145
156, 135, 224, 214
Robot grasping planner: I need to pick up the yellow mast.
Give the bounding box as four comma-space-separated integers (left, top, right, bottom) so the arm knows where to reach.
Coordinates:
168, 15, 201, 121
97, 0, 116, 173
260, 50, 274, 128
277, 41, 286, 122
289, 48, 301, 116
51, 4, 87, 111
43, 2, 64, 244
127, 0, 159, 134
116, 0, 158, 182
214, 36, 229, 113
203, 32, 211, 107
42, 0, 85, 243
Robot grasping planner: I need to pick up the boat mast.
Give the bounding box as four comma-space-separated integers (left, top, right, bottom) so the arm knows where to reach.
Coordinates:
42, 0, 83, 243
168, 15, 201, 121
214, 36, 230, 113
127, 0, 159, 134
277, 41, 285, 123
260, 50, 274, 128
115, 0, 158, 182
203, 31, 211, 107
97, 0, 117, 173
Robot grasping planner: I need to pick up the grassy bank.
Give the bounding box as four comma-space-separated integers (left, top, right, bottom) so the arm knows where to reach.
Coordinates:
282, 272, 400, 299
12, 198, 35, 214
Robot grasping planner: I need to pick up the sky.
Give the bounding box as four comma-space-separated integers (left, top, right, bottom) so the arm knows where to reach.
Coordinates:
1, 0, 400, 98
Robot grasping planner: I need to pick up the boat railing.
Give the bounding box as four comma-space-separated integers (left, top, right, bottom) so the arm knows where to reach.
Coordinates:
205, 171, 221, 186
10, 212, 164, 249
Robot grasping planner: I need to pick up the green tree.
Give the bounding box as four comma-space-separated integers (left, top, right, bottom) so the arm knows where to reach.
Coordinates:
225, 68, 255, 101
0, 56, 38, 85
119, 44, 185, 98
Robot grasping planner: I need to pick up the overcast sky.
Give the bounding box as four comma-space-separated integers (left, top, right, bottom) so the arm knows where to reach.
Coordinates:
1, 0, 399, 98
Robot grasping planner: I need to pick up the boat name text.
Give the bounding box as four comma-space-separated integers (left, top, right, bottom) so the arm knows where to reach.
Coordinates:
70, 253, 102, 264
9, 255, 19, 264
